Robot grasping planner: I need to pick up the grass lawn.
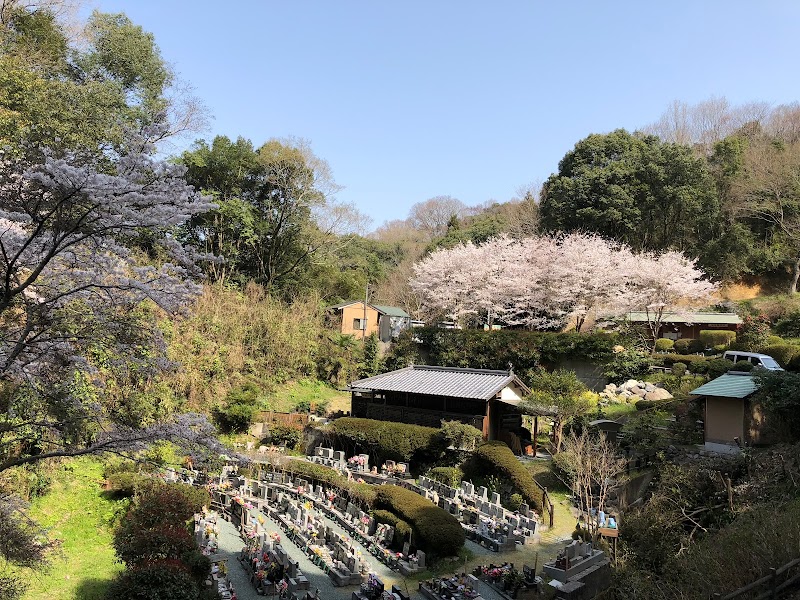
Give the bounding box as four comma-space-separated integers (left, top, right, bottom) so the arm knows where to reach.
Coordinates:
270, 378, 350, 414
20, 458, 126, 600
602, 401, 638, 421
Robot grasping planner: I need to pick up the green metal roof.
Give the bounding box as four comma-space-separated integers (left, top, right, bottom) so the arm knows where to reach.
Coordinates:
690, 373, 758, 398
371, 305, 410, 318
328, 301, 410, 318
626, 311, 741, 325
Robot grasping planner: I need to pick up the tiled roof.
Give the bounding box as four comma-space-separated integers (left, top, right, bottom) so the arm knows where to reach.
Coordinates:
349, 365, 530, 400
626, 312, 742, 325
690, 373, 758, 399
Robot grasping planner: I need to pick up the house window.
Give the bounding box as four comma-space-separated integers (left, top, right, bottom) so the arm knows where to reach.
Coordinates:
353, 318, 367, 330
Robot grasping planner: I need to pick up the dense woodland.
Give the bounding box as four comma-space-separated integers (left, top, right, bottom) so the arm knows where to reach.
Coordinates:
5, 2, 800, 600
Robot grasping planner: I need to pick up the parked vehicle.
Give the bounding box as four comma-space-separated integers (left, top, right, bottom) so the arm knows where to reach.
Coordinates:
722, 351, 784, 371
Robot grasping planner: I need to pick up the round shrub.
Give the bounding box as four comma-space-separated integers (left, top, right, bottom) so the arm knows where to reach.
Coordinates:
688, 360, 708, 374
674, 339, 693, 355
654, 338, 675, 352
688, 339, 706, 354
106, 472, 148, 499
671, 362, 687, 376
268, 424, 302, 448
707, 359, 736, 378
114, 525, 196, 568
373, 486, 465, 557
506, 493, 524, 512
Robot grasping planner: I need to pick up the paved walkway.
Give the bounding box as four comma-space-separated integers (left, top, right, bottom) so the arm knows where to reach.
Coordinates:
215, 514, 510, 600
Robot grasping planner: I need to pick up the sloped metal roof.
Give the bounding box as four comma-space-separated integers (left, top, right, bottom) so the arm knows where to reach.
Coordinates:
328, 301, 409, 318
626, 312, 742, 325
690, 373, 758, 398
349, 365, 530, 400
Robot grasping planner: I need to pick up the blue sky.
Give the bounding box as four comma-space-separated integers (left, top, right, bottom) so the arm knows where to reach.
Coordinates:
89, 1, 800, 229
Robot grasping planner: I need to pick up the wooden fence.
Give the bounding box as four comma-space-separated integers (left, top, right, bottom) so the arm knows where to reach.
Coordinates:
713, 558, 800, 600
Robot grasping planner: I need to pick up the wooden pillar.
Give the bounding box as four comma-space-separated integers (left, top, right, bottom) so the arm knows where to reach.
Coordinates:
532, 416, 539, 457
482, 400, 491, 439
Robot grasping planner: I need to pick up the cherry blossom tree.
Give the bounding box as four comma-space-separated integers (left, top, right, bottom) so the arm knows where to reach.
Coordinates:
410, 233, 716, 337
622, 251, 718, 348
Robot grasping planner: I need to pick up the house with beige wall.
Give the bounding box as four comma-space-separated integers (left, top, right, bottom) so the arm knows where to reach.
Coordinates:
327, 301, 411, 342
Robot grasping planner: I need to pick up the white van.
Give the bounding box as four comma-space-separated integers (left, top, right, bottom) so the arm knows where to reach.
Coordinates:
722, 351, 784, 371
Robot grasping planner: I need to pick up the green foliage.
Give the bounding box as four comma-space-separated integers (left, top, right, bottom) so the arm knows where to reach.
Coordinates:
464, 442, 544, 511
425, 467, 464, 488
439, 420, 483, 450
774, 310, 800, 337
506, 493, 524, 512
706, 358, 736, 378
540, 129, 718, 257
371, 509, 412, 549
654, 338, 674, 352
106, 561, 199, 600
673, 338, 693, 354
105, 472, 149, 499
736, 315, 771, 351
752, 370, 800, 438
603, 348, 651, 382
759, 344, 800, 367
281, 460, 376, 506
698, 330, 736, 348
671, 362, 687, 376
266, 424, 302, 449
373, 486, 465, 557
657, 353, 710, 366
328, 418, 448, 468
385, 328, 617, 373
359, 333, 383, 378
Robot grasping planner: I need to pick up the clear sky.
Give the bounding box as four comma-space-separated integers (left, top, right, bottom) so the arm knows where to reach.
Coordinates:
88, 1, 800, 229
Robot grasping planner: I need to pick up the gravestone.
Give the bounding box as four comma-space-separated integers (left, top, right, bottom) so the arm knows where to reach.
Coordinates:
478, 486, 488, 500
519, 502, 529, 516
491, 492, 501, 505
417, 550, 426, 569
461, 481, 475, 497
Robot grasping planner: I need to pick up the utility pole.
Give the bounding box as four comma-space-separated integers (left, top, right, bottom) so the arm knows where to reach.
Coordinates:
362, 283, 369, 341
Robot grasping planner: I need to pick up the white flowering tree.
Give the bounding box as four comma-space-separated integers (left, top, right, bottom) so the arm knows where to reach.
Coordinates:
622, 251, 719, 348
0, 130, 227, 473
410, 234, 716, 337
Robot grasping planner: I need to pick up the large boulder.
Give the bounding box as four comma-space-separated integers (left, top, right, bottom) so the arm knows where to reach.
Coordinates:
644, 388, 673, 401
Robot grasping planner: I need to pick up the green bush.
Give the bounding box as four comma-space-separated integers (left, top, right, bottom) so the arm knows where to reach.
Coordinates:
654, 339, 675, 352
699, 330, 737, 348
425, 467, 463, 488
372, 509, 412, 549
635, 399, 663, 411
506, 493, 524, 512
282, 459, 377, 506
106, 472, 147, 499
603, 348, 651, 382
464, 442, 544, 511
687, 360, 708, 374
268, 424, 302, 448
729, 361, 754, 372
673, 339, 693, 355
689, 339, 706, 353
759, 344, 800, 367
707, 359, 736, 378
213, 402, 256, 433
658, 354, 710, 366
373, 486, 465, 557
107, 561, 199, 600
671, 362, 687, 376
328, 418, 448, 467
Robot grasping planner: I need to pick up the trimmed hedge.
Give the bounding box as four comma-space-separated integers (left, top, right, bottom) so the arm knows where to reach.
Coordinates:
372, 509, 412, 549
282, 459, 376, 506
373, 486, 465, 557
328, 418, 448, 466
699, 330, 736, 348
108, 561, 199, 600
654, 338, 675, 352
658, 354, 711, 366
465, 441, 544, 511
